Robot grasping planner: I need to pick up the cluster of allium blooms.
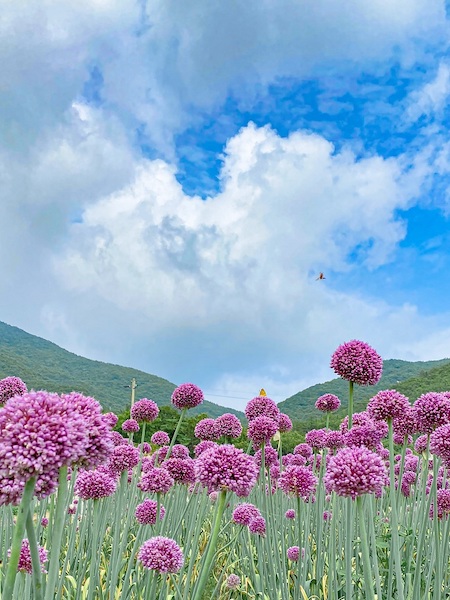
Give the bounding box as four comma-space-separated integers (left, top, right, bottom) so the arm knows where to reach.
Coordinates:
194, 418, 217, 440
103, 412, 119, 427
414, 434, 429, 454
138, 537, 184, 573
214, 413, 243, 438
285, 509, 295, 519
8, 540, 48, 574
195, 444, 258, 497
151, 431, 170, 446
430, 424, 450, 465
278, 413, 293, 433
122, 419, 140, 433
141, 442, 151, 454
330, 339, 383, 386
163, 458, 196, 485
339, 411, 374, 433
249, 515, 266, 536
245, 395, 280, 422
294, 443, 313, 459
226, 574, 241, 590
283, 453, 306, 467
194, 440, 218, 457
305, 428, 329, 451
171, 383, 204, 410
324, 446, 388, 499
393, 406, 417, 440
170, 444, 190, 459
366, 389, 411, 422
413, 392, 450, 434
315, 393, 341, 412
254, 445, 279, 468
0, 376, 27, 405
75, 469, 117, 500
247, 415, 278, 449
326, 430, 344, 451
138, 467, 174, 494
232, 502, 262, 526
279, 465, 318, 500
111, 431, 128, 446
108, 444, 140, 474
430, 489, 450, 520
344, 420, 387, 451
135, 499, 166, 525
131, 398, 159, 422
287, 546, 304, 562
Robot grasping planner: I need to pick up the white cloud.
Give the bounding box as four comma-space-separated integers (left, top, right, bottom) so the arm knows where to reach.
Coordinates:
406, 61, 450, 122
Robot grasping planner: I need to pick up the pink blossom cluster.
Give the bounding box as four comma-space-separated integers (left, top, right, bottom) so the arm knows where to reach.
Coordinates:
131, 398, 159, 422
8, 539, 48, 574
135, 499, 166, 525
279, 465, 317, 500
330, 339, 383, 386
315, 394, 341, 412
0, 376, 27, 405
138, 536, 184, 573
171, 383, 204, 410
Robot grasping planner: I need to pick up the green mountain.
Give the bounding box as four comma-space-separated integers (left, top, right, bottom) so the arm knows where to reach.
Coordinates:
279, 358, 450, 422
0, 320, 244, 419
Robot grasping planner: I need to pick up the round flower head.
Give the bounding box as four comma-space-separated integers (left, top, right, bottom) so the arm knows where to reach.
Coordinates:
326, 430, 344, 451
294, 443, 313, 459
393, 406, 417, 439
245, 396, 280, 422
367, 390, 410, 422
315, 394, 341, 412
171, 444, 190, 459
151, 431, 170, 446
111, 431, 127, 446
279, 465, 317, 500
414, 434, 429, 454
194, 418, 217, 440
135, 499, 166, 525
254, 444, 279, 468
108, 444, 140, 473
195, 444, 258, 497
339, 411, 374, 433
249, 515, 266, 536
287, 546, 301, 561
122, 419, 140, 433
138, 467, 174, 494
171, 383, 204, 410
141, 442, 151, 454
194, 440, 219, 457
131, 398, 159, 422
226, 574, 241, 590
214, 413, 243, 438
413, 392, 450, 434
324, 446, 388, 499
278, 413, 293, 433
103, 412, 119, 427
163, 458, 196, 485
0, 376, 27, 405
285, 509, 296, 519
330, 339, 383, 386
8, 539, 47, 574
344, 421, 387, 451
75, 469, 117, 500
247, 416, 278, 449
430, 424, 450, 464
138, 537, 184, 573
305, 428, 329, 451
232, 502, 262, 526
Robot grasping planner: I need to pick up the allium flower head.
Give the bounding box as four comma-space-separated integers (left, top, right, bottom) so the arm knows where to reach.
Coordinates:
279, 465, 317, 500
171, 444, 190, 459
194, 440, 219, 457
0, 376, 27, 405
326, 430, 344, 451
138, 537, 184, 573
324, 446, 388, 499
249, 515, 266, 536
430, 424, 450, 464
108, 444, 140, 473
339, 411, 375, 433
171, 383, 204, 410
330, 340, 383, 386
413, 392, 450, 434
111, 431, 127, 446
226, 574, 241, 590
414, 434, 428, 454
293, 443, 313, 459
214, 413, 243, 438
163, 458, 196, 485
305, 428, 329, 450
287, 546, 301, 561
135, 499, 166, 525
278, 413, 293, 433
245, 396, 280, 422
8, 539, 47, 574
131, 398, 159, 422
195, 444, 258, 497
232, 502, 262, 526
344, 421, 387, 451
103, 412, 118, 427
367, 390, 410, 422
75, 469, 117, 500
122, 419, 140, 433
138, 467, 174, 494
194, 418, 217, 440
151, 431, 170, 446
315, 394, 341, 412
285, 509, 295, 519
254, 444, 279, 468
247, 415, 278, 449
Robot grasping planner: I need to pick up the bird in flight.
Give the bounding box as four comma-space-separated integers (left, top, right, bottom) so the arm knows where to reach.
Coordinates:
316, 272, 325, 280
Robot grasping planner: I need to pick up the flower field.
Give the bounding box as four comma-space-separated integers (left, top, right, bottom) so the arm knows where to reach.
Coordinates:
2, 341, 450, 599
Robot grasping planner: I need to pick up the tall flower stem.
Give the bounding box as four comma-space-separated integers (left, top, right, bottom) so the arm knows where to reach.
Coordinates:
3, 477, 36, 600
191, 489, 228, 600
345, 497, 354, 600
165, 408, 187, 461
25, 509, 43, 600
388, 418, 405, 600
348, 380, 354, 429
357, 496, 375, 600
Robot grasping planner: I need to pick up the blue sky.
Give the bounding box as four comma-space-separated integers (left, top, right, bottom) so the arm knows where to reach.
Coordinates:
1, 1, 450, 411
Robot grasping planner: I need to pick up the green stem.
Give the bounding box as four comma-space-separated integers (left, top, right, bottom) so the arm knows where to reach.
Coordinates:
25, 509, 43, 600
165, 408, 187, 461
348, 380, 354, 429
388, 418, 405, 600
3, 477, 36, 600
345, 497, 353, 600
357, 496, 375, 600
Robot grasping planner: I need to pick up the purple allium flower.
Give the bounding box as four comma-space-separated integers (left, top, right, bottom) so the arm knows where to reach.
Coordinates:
367, 390, 410, 422
209, 491, 218, 502
194, 440, 219, 457
305, 428, 329, 450
195, 444, 258, 497
152, 445, 169, 465
278, 413, 293, 433
324, 446, 388, 499
122, 419, 140, 433
247, 416, 278, 449
326, 430, 344, 451
344, 421, 387, 451
141, 442, 151, 454
339, 410, 375, 433
171, 383, 204, 410
249, 515, 266, 536
283, 454, 306, 467
75, 469, 117, 500
151, 431, 170, 446
41, 517, 49, 527
103, 412, 119, 427
111, 431, 128, 446
414, 434, 429, 454
8, 540, 47, 574
315, 394, 341, 412
0, 376, 27, 405
270, 464, 280, 480
232, 503, 262, 526
393, 407, 417, 439
214, 413, 243, 439
413, 392, 450, 434
135, 499, 166, 525
430, 424, 450, 464
245, 396, 280, 422
226, 574, 241, 590
131, 398, 159, 423
279, 465, 317, 500
108, 444, 140, 473
194, 418, 217, 440
254, 445, 279, 468
287, 546, 301, 561
171, 444, 190, 459
163, 458, 196, 485
285, 509, 296, 519
138, 537, 184, 573
330, 339, 383, 386
393, 432, 412, 445
323, 510, 332, 521
138, 467, 174, 494
293, 443, 313, 459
